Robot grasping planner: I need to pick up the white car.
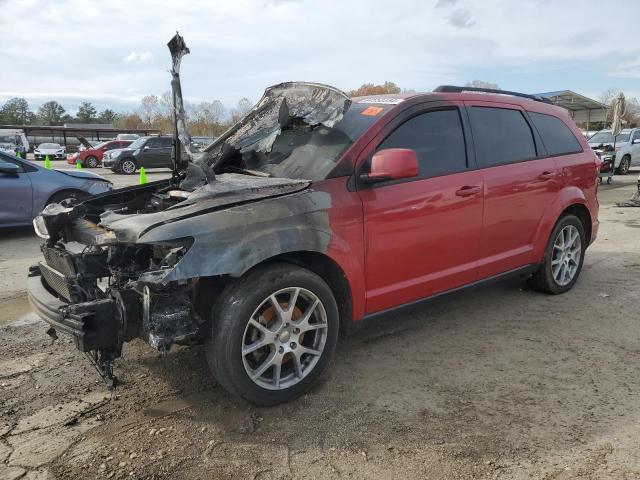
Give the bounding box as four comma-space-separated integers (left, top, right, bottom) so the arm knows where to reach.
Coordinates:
588, 129, 640, 175
34, 143, 66, 161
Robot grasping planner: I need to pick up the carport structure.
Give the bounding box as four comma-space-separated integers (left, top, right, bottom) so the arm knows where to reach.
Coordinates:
0, 123, 161, 152
536, 90, 608, 131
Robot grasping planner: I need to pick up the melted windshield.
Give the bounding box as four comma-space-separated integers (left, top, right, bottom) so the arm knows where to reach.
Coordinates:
220, 103, 392, 180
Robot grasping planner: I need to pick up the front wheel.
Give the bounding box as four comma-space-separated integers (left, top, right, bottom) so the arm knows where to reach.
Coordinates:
206, 263, 339, 406
120, 159, 137, 175
616, 156, 631, 175
528, 214, 586, 294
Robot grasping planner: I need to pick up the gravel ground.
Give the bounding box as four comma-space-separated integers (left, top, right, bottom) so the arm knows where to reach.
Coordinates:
1, 173, 639, 480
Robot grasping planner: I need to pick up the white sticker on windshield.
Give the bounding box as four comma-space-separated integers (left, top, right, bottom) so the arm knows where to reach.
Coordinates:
358, 98, 404, 105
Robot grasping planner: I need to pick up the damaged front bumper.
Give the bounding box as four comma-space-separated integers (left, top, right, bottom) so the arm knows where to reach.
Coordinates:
27, 235, 203, 388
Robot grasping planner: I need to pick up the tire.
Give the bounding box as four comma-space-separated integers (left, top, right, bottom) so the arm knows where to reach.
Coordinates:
120, 159, 137, 175
616, 155, 631, 175
85, 156, 99, 168
528, 214, 586, 294
206, 262, 339, 406
46, 190, 88, 206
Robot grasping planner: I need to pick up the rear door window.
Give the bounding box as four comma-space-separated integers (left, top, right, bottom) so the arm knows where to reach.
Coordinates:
468, 107, 537, 167
376, 108, 467, 179
528, 112, 582, 156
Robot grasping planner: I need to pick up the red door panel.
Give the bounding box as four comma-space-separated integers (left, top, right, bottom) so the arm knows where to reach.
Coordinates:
359, 170, 483, 314
478, 157, 559, 277
463, 100, 562, 278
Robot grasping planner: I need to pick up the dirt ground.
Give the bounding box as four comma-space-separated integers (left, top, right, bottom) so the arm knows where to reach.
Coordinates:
1, 174, 639, 480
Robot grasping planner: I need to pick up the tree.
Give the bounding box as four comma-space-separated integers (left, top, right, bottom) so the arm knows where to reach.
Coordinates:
0, 97, 35, 124
599, 88, 619, 106
230, 97, 253, 122
113, 112, 143, 130
348, 81, 401, 97
139, 95, 159, 125
37, 101, 66, 125
98, 109, 117, 124
599, 89, 640, 126
76, 101, 98, 123
194, 100, 226, 124
158, 91, 173, 118
465, 80, 500, 90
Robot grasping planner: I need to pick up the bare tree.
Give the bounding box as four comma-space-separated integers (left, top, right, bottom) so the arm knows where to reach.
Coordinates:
464, 80, 500, 90
139, 95, 159, 125
158, 91, 173, 118
599, 88, 620, 106
230, 98, 253, 122
348, 82, 401, 97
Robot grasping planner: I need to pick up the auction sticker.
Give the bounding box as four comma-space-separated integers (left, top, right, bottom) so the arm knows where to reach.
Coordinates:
361, 106, 384, 116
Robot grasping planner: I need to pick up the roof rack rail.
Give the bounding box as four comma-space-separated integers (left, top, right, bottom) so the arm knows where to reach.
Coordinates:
433, 85, 552, 104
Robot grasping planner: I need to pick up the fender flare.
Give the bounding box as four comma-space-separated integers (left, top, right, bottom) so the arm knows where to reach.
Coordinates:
531, 186, 589, 262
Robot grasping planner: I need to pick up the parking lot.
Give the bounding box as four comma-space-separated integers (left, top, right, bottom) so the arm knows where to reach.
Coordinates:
0, 171, 638, 480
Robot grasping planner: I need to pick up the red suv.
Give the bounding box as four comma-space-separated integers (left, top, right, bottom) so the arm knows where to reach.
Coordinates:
28, 83, 599, 406
67, 138, 132, 168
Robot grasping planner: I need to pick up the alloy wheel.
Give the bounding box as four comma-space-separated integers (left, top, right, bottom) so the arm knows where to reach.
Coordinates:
121, 160, 136, 174
242, 287, 328, 391
619, 157, 630, 175
551, 225, 582, 286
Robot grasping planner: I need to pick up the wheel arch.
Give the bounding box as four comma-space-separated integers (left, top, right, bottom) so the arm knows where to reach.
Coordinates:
45, 187, 89, 206
531, 187, 593, 262
195, 250, 354, 337
562, 203, 592, 244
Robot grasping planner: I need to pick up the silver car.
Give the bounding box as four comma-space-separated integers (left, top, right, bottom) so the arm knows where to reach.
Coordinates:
0, 151, 112, 227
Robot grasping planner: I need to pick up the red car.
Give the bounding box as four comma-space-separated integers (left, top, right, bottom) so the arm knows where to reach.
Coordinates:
29, 83, 599, 405
67, 138, 132, 168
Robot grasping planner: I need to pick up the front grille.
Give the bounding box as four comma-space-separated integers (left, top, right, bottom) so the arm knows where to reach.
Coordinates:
42, 247, 76, 276
39, 262, 74, 302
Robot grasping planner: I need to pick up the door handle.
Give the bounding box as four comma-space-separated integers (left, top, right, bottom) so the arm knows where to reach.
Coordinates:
538, 171, 555, 180
455, 185, 481, 197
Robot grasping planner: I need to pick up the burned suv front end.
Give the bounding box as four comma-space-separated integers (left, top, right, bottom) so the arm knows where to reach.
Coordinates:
28, 188, 201, 386
26, 33, 354, 391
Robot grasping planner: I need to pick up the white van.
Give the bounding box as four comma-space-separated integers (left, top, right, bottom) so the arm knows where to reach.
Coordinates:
0, 129, 29, 157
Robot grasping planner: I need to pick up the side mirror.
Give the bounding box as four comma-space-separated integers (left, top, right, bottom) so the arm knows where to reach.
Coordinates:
143, 145, 150, 150
633, 138, 640, 144
0, 161, 19, 175
361, 148, 419, 184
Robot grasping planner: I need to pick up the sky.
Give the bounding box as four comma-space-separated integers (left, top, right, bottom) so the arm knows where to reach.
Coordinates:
1, 0, 639, 115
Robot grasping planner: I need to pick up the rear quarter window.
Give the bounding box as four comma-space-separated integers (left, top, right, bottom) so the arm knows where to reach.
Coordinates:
528, 112, 582, 156
468, 107, 537, 167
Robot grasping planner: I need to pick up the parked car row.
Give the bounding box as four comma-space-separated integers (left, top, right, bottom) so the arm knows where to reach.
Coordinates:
67, 137, 133, 168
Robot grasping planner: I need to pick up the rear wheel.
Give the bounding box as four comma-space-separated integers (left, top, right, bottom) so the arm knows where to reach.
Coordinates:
85, 155, 99, 168
206, 263, 339, 406
616, 155, 631, 175
528, 214, 586, 294
120, 159, 137, 175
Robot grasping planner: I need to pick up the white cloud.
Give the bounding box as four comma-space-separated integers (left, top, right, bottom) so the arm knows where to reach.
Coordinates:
448, 8, 475, 28
123, 51, 153, 65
